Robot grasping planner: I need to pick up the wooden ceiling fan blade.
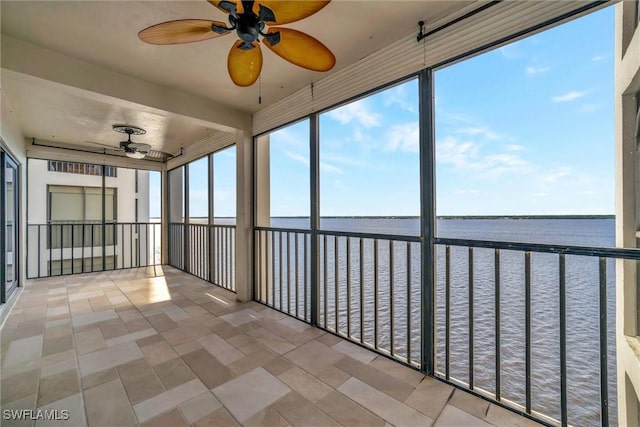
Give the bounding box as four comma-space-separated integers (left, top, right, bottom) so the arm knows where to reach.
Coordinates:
258, 1, 330, 25
138, 19, 230, 45
227, 41, 263, 87
264, 28, 335, 72
208, 1, 249, 15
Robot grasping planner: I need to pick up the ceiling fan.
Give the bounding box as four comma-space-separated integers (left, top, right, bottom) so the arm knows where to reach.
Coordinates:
138, 0, 336, 87
86, 125, 158, 160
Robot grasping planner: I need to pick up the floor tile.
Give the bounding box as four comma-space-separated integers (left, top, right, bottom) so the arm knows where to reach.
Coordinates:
244, 407, 292, 427
192, 407, 240, 427
84, 379, 137, 426
485, 404, 544, 427
153, 357, 196, 389
212, 367, 291, 423
78, 340, 144, 377
370, 356, 424, 387
1, 369, 41, 404
335, 356, 415, 401
219, 309, 263, 327
37, 368, 80, 406
133, 378, 208, 423
338, 377, 434, 427
199, 333, 244, 365
3, 335, 43, 366
332, 340, 377, 364
81, 368, 119, 390
178, 392, 222, 424
105, 327, 156, 347
71, 309, 117, 328
317, 390, 386, 427
74, 328, 105, 355
141, 409, 188, 427
271, 391, 341, 427
140, 340, 178, 366
448, 388, 490, 420
315, 365, 351, 388
182, 348, 233, 389
278, 366, 332, 403
434, 405, 493, 427
117, 358, 166, 404
36, 392, 85, 427
1, 393, 37, 427
277, 317, 310, 333
284, 340, 344, 375
405, 377, 454, 419
247, 328, 296, 355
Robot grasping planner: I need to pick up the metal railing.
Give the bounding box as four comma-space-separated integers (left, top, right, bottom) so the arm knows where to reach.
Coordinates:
253, 226, 628, 426
169, 223, 236, 292
433, 237, 628, 427
254, 226, 422, 367
27, 222, 161, 278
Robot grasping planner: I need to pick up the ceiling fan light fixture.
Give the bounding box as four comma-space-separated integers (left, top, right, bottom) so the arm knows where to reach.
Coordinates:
126, 151, 146, 159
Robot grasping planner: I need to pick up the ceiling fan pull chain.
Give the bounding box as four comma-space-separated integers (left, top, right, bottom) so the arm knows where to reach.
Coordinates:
258, 76, 262, 105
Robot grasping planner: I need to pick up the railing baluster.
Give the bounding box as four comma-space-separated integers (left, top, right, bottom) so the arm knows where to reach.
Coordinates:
525, 251, 532, 414
346, 236, 351, 338
407, 242, 411, 365
91, 224, 94, 272
335, 235, 339, 332
445, 245, 451, 380
295, 233, 299, 318
469, 246, 474, 389
287, 232, 291, 314
59, 224, 64, 275
38, 225, 42, 278
390, 240, 395, 357
304, 233, 308, 321
360, 237, 364, 344
559, 254, 567, 426
271, 230, 275, 306
495, 248, 501, 401
599, 257, 609, 427
324, 234, 328, 328
279, 231, 283, 311
374, 239, 379, 350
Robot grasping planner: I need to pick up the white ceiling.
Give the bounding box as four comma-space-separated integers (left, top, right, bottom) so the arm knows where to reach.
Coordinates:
1, 0, 475, 157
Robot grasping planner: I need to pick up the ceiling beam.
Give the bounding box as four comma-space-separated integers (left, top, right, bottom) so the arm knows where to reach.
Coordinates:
1, 36, 252, 134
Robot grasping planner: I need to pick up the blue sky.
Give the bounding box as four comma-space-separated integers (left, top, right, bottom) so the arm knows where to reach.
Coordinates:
267, 5, 614, 217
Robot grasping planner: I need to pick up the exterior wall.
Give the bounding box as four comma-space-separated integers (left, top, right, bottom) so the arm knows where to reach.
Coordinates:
615, 1, 640, 426
1, 91, 27, 289
26, 159, 150, 277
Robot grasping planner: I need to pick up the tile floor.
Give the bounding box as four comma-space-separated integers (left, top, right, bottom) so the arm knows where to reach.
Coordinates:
0, 266, 543, 427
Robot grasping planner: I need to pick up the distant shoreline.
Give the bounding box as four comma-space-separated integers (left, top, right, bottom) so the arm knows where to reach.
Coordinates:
177, 215, 615, 220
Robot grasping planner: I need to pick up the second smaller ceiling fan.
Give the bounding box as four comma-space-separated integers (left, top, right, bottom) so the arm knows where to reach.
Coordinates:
138, 0, 336, 87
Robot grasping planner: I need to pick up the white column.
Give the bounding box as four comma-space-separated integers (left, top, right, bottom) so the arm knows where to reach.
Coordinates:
234, 129, 253, 301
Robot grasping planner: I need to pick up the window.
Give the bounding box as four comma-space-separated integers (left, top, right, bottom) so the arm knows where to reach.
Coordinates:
47, 161, 116, 177
48, 185, 117, 248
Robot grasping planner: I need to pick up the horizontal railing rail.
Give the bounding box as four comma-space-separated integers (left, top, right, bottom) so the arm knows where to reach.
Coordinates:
27, 222, 161, 278
169, 222, 236, 292
434, 237, 620, 427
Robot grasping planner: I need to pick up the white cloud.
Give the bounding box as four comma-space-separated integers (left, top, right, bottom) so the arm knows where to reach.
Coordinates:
283, 150, 309, 166
592, 55, 606, 62
552, 91, 587, 103
436, 136, 530, 179
383, 85, 417, 113
541, 166, 572, 183
525, 66, 551, 75
320, 162, 344, 174
327, 100, 381, 128
322, 153, 366, 168
455, 126, 501, 140
386, 122, 419, 153
506, 144, 526, 151
499, 44, 523, 59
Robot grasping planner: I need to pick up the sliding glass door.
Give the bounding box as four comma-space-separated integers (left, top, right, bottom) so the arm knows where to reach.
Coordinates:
1, 147, 19, 303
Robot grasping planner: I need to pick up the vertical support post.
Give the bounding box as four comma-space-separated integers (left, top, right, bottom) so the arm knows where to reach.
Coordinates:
419, 68, 436, 375
310, 114, 320, 326
184, 165, 190, 273
101, 165, 106, 271
599, 257, 609, 427
209, 153, 215, 284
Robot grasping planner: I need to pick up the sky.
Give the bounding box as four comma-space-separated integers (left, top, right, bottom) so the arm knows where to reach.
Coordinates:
161, 5, 615, 219
267, 5, 615, 217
